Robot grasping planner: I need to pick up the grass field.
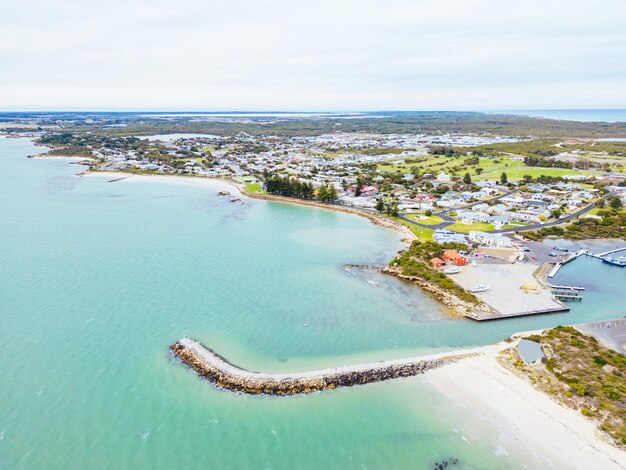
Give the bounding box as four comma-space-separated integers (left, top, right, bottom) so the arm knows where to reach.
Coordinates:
405, 214, 444, 225
378, 155, 600, 181
447, 222, 496, 233
244, 182, 263, 193
389, 216, 434, 240
502, 221, 531, 229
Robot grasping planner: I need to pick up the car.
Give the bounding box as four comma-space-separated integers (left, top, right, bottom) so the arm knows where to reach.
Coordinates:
523, 248, 531, 252
549, 252, 558, 257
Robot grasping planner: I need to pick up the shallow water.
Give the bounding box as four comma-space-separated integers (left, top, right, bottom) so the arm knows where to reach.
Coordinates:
1, 137, 624, 469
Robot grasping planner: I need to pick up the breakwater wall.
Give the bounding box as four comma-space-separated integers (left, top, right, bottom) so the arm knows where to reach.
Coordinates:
171, 338, 467, 396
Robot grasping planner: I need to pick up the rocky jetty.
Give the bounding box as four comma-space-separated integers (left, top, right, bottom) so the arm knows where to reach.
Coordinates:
170, 338, 465, 396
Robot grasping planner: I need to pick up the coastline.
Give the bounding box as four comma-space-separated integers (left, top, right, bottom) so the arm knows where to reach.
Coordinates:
427, 339, 626, 469
81, 170, 417, 244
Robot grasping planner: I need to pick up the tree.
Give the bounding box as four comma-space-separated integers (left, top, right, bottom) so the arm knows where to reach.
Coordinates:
355, 176, 364, 197
610, 196, 623, 210
551, 209, 562, 219
597, 198, 606, 208
475, 168, 483, 175
463, 172, 472, 184
327, 185, 338, 203
500, 172, 508, 184
425, 209, 433, 217
523, 175, 532, 183
375, 198, 384, 212
317, 184, 328, 201
391, 202, 399, 217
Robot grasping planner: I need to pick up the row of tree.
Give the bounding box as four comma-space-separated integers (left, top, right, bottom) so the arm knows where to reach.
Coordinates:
264, 175, 338, 202
265, 175, 315, 199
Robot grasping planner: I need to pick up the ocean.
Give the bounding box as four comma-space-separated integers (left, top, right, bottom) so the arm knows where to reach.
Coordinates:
497, 109, 626, 123
1, 137, 624, 469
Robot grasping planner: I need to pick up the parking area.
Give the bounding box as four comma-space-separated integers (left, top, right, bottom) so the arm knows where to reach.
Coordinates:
453, 262, 566, 316
577, 318, 626, 352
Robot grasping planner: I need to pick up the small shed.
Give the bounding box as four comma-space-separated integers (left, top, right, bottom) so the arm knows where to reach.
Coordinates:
442, 250, 468, 266
431, 258, 445, 268
518, 339, 546, 365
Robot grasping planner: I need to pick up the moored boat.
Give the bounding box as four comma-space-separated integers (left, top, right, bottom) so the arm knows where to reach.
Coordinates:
469, 284, 490, 293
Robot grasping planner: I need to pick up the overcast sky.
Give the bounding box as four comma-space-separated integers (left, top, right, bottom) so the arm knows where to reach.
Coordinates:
1, 0, 625, 111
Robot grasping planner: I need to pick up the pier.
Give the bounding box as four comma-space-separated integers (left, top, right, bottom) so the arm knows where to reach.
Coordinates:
171, 338, 471, 396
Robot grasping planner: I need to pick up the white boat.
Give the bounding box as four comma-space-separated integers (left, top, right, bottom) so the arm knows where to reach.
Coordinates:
443, 267, 460, 275
469, 284, 490, 293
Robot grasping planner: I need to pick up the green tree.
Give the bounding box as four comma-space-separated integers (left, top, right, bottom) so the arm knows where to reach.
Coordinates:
463, 172, 472, 184
327, 185, 338, 203
475, 168, 483, 175
317, 184, 328, 201
523, 174, 532, 183
610, 196, 623, 210
552, 209, 562, 219
375, 198, 384, 212
500, 172, 508, 184
355, 176, 364, 197
425, 209, 433, 217
391, 202, 399, 217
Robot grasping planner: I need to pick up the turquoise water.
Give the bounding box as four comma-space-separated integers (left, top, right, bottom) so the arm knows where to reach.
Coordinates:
1, 138, 625, 469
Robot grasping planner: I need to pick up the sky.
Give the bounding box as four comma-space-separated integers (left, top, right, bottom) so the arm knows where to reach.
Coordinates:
1, 0, 625, 111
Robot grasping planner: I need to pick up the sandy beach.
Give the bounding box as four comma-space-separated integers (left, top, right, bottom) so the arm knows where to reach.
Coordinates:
427, 340, 626, 469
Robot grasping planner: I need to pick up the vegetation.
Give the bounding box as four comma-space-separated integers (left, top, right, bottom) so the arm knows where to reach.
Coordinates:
446, 222, 496, 233
265, 175, 315, 199
524, 208, 625, 241
391, 240, 478, 303
509, 326, 626, 446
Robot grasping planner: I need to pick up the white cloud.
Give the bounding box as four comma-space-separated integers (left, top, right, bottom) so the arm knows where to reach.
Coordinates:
1, 0, 625, 110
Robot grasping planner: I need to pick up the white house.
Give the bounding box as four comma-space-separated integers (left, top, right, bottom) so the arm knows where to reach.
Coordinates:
469, 231, 513, 248
433, 229, 467, 244
436, 173, 451, 183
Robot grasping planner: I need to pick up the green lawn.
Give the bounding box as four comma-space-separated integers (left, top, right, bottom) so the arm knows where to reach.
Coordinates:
388, 216, 434, 240
378, 154, 599, 181
447, 222, 495, 233
405, 214, 444, 225
244, 182, 263, 193
501, 222, 531, 229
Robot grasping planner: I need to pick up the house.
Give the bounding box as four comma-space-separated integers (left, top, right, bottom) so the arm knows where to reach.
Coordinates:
431, 258, 445, 268
469, 231, 513, 248
433, 229, 467, 244
513, 208, 552, 222
437, 172, 451, 183
518, 339, 546, 365
442, 250, 468, 266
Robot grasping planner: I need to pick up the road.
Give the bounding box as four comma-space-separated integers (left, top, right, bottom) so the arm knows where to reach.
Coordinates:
397, 189, 603, 235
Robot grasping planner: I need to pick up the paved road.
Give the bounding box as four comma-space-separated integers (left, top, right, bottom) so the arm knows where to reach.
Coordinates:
398, 188, 519, 231
397, 189, 603, 235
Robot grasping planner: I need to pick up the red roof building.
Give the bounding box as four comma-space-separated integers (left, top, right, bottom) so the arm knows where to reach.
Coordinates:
431, 258, 445, 268
442, 250, 468, 266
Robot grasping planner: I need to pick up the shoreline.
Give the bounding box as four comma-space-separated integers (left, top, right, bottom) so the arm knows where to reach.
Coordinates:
427, 337, 626, 469
81, 170, 417, 245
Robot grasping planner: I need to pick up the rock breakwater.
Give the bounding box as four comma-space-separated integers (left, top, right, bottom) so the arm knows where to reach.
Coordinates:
171, 338, 469, 396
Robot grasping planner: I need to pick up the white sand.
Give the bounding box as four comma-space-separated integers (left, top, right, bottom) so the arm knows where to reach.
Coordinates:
427, 342, 626, 469
82, 171, 242, 192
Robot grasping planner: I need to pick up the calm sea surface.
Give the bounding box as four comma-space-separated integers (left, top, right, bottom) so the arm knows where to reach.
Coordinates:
499, 109, 626, 123
1, 138, 624, 469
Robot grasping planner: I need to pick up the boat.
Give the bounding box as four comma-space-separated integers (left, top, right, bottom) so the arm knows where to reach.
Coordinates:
443, 267, 460, 275
469, 284, 490, 293
602, 256, 626, 267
